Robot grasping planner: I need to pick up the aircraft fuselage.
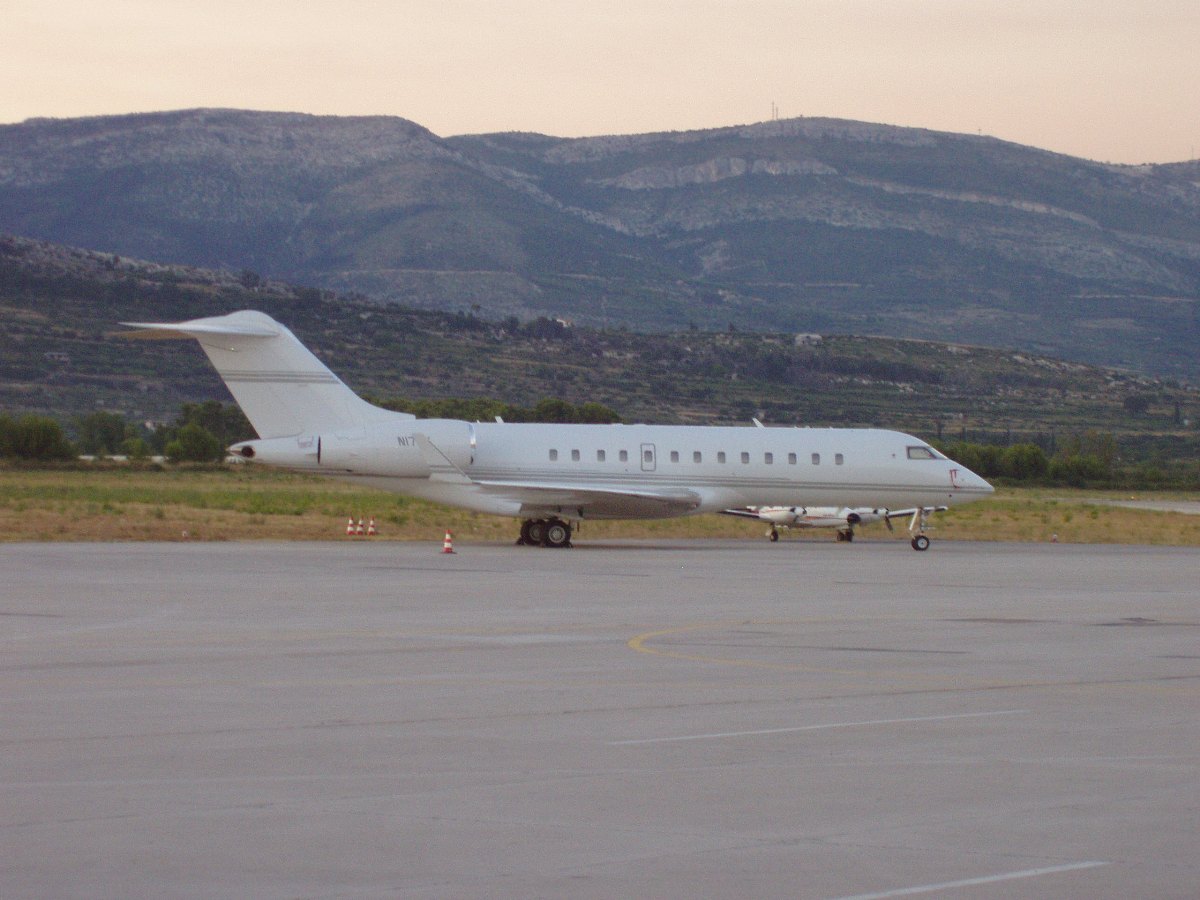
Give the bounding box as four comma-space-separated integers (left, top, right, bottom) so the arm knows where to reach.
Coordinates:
234, 417, 990, 520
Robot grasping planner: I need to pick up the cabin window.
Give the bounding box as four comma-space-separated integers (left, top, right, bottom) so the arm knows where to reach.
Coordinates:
693, 451, 702, 463
812, 453, 820, 465
571, 449, 580, 461
788, 452, 797, 465
619, 450, 628, 462
597, 449, 606, 462
643, 449, 653, 464
718, 451, 726, 464
670, 451, 680, 463
907, 446, 937, 460
764, 452, 774, 465
835, 453, 844, 465
549, 449, 558, 461
741, 452, 750, 464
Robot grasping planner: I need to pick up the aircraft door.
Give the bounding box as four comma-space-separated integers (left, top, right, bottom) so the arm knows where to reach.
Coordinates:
641, 443, 656, 472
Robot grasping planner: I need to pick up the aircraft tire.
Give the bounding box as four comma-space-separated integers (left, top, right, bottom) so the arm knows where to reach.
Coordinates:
524, 519, 547, 546
769, 529, 779, 542
911, 534, 931, 551
543, 519, 572, 548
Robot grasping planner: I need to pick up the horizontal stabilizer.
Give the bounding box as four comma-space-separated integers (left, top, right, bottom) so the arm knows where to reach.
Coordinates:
117, 318, 281, 340
117, 310, 401, 438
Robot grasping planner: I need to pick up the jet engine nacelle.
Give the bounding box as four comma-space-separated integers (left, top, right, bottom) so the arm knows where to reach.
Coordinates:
232, 419, 474, 478
230, 434, 320, 469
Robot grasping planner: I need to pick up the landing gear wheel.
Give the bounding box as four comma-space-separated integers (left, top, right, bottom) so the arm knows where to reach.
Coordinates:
543, 519, 572, 548
523, 519, 546, 546
835, 531, 846, 542
843, 530, 854, 543
911, 534, 931, 551
768, 529, 779, 543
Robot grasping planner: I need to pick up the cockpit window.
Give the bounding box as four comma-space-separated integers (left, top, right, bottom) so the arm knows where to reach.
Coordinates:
907, 446, 938, 460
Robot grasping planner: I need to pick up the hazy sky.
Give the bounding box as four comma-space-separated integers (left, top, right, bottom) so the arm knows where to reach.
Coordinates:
5, 0, 1198, 163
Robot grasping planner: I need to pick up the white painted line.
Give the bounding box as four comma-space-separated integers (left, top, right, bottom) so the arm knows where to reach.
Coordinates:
608, 709, 1027, 745
827, 861, 1111, 899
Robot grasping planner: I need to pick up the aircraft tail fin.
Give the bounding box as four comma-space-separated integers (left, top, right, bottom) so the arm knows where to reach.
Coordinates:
120, 310, 406, 438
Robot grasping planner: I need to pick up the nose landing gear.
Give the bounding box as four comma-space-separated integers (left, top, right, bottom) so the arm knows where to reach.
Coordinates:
908, 507, 933, 551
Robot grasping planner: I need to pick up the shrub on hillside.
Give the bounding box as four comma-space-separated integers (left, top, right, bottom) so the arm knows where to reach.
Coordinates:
2, 414, 76, 460
164, 423, 224, 463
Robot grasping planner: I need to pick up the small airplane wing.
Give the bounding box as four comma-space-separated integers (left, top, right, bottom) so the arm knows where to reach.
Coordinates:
881, 506, 949, 521
718, 508, 770, 521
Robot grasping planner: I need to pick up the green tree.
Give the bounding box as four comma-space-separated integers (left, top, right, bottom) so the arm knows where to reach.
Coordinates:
120, 436, 152, 460
530, 398, 578, 423
164, 423, 224, 463
75, 411, 132, 456
0, 413, 13, 457
943, 441, 1004, 479
376, 396, 621, 424
176, 401, 255, 445
1049, 454, 1108, 487
1053, 432, 1117, 485
6, 415, 76, 460
575, 401, 622, 424
1001, 443, 1049, 480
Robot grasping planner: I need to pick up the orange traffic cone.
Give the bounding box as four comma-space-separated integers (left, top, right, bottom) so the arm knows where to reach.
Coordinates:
346, 517, 355, 537
367, 517, 377, 536
442, 530, 456, 554
356, 518, 365, 536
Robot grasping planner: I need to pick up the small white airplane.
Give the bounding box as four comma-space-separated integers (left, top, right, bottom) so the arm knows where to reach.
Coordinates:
121, 311, 993, 549
720, 504, 950, 549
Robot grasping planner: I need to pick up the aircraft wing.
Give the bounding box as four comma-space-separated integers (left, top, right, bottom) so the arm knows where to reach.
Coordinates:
471, 479, 703, 519
718, 508, 769, 521
882, 506, 948, 521
413, 433, 701, 519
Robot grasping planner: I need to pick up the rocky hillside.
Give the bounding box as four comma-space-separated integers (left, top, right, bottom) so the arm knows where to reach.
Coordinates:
4, 234, 1195, 467
1, 110, 1198, 377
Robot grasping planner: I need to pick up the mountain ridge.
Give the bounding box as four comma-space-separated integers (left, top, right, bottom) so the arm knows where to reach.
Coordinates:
1, 109, 1198, 377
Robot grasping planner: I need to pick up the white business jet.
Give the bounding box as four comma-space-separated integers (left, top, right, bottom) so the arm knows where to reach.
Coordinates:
121, 311, 993, 549
720, 504, 950, 549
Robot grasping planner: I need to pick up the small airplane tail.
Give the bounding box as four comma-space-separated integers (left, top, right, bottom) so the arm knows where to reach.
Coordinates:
120, 310, 404, 439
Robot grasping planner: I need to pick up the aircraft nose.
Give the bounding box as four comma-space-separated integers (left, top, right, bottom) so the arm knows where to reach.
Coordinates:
957, 464, 994, 494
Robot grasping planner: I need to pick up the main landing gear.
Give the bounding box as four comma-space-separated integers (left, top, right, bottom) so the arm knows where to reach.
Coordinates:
517, 517, 573, 548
